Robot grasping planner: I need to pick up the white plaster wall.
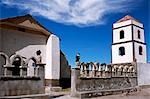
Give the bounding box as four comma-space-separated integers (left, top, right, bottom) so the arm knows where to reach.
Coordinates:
133, 26, 145, 43
113, 20, 132, 28
137, 63, 150, 85
134, 42, 147, 63
113, 26, 132, 43
0, 28, 48, 76
16, 45, 46, 63
46, 34, 60, 80
112, 42, 133, 64
132, 20, 143, 28
113, 20, 143, 28
1, 29, 47, 59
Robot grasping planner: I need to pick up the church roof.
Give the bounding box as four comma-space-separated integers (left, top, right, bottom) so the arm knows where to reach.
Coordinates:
116, 15, 140, 23
0, 14, 52, 36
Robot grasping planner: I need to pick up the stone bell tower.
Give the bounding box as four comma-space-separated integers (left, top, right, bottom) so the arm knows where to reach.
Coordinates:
112, 15, 147, 64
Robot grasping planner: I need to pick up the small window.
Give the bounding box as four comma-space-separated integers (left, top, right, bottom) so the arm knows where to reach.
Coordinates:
138, 30, 141, 39
120, 30, 124, 39
18, 27, 25, 32
119, 47, 125, 56
139, 46, 143, 55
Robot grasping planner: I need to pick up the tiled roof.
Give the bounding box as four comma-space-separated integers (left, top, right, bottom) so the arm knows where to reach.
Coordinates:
116, 15, 139, 23
0, 14, 52, 36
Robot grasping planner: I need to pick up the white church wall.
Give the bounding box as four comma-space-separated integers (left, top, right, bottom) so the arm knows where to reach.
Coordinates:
46, 34, 60, 80
1, 28, 48, 58
112, 42, 133, 64
113, 26, 132, 43
133, 26, 145, 43
113, 20, 132, 28
132, 20, 143, 28
137, 63, 150, 85
16, 45, 46, 63
0, 28, 48, 76
134, 42, 147, 63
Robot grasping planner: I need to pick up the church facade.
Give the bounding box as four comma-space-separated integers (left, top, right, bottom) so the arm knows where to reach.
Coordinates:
0, 14, 70, 89
112, 15, 147, 64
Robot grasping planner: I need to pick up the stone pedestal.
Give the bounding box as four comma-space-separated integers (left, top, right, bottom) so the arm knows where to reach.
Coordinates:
3, 65, 14, 76
19, 66, 27, 76
36, 64, 45, 86
71, 68, 80, 97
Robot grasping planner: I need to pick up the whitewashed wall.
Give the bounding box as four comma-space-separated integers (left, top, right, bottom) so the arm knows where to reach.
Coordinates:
1, 29, 47, 57
113, 26, 132, 43
16, 45, 46, 63
113, 20, 132, 28
134, 42, 147, 63
46, 34, 60, 80
137, 63, 150, 85
133, 26, 145, 43
0, 28, 48, 76
113, 20, 143, 28
112, 42, 133, 64
132, 20, 143, 28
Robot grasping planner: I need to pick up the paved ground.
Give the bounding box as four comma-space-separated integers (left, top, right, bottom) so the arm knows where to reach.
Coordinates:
53, 88, 150, 99
1, 87, 149, 99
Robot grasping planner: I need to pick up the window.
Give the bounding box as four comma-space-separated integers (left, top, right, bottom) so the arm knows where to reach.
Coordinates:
119, 47, 125, 56
120, 30, 124, 39
138, 30, 141, 39
18, 27, 25, 32
139, 46, 143, 55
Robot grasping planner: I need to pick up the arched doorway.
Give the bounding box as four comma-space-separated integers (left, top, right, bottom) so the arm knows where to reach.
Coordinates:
12, 57, 21, 76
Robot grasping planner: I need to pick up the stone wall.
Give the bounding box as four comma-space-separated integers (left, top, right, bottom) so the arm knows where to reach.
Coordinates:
0, 76, 44, 96
76, 77, 137, 92
60, 51, 71, 88
137, 63, 150, 85
71, 68, 137, 97
60, 51, 71, 79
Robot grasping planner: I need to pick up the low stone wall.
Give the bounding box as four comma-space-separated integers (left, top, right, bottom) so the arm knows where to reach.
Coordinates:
71, 68, 137, 97
0, 76, 44, 96
77, 77, 137, 92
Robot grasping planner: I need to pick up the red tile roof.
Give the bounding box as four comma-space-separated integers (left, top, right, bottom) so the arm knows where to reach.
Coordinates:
116, 15, 139, 23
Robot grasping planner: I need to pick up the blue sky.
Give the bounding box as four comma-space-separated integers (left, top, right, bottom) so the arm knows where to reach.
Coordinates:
0, 0, 149, 67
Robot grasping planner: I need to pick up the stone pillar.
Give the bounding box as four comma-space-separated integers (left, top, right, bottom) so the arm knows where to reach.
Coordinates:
71, 68, 80, 97
45, 34, 61, 91
20, 66, 27, 76
3, 65, 14, 76
37, 64, 45, 86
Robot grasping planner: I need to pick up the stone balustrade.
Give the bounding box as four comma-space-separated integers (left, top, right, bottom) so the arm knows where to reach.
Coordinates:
79, 62, 137, 78
0, 52, 44, 77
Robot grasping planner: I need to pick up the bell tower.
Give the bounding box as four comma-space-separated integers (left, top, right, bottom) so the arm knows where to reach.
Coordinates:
111, 15, 147, 64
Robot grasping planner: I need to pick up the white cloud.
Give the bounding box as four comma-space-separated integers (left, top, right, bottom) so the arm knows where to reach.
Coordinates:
1, 0, 139, 27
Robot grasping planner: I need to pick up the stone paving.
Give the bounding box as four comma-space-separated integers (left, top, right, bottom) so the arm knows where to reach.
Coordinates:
54, 88, 150, 99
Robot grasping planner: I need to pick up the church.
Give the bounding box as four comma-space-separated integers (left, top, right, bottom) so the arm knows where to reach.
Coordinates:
70, 15, 150, 98
112, 15, 147, 64
0, 14, 71, 90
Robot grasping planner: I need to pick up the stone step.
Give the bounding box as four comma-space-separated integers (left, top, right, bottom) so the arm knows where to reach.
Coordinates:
0, 93, 51, 99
